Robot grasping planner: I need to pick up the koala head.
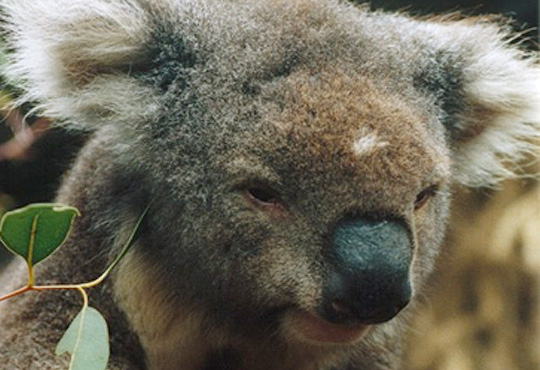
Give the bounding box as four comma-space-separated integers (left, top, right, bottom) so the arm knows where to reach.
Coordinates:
4, 0, 539, 364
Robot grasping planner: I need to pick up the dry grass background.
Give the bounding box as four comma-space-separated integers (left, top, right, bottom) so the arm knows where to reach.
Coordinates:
405, 170, 540, 369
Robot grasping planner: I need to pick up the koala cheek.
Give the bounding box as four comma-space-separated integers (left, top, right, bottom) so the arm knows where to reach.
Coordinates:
410, 199, 451, 284
247, 246, 324, 309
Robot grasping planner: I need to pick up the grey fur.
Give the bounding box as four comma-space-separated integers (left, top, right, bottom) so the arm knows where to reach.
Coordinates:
0, 0, 539, 369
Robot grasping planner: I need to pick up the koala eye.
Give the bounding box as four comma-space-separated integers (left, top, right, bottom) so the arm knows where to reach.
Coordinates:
414, 185, 439, 210
246, 187, 280, 205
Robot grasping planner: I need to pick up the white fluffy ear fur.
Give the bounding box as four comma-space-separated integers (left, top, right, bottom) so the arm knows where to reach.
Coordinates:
430, 19, 540, 187
2, 0, 158, 130
457, 57, 540, 187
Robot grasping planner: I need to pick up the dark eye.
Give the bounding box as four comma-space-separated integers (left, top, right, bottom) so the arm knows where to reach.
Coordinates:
414, 185, 439, 210
246, 187, 279, 205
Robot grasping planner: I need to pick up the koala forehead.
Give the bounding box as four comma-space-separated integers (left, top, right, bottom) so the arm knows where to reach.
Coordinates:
144, 0, 459, 111
141, 1, 454, 190
219, 69, 451, 214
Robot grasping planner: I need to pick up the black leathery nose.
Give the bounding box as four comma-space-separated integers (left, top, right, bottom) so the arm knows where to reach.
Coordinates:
322, 219, 412, 325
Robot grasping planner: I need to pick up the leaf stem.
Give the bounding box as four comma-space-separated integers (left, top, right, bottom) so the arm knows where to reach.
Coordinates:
26, 213, 40, 287
77, 286, 88, 308
0, 285, 31, 302
32, 284, 87, 292
80, 205, 148, 289
0, 284, 86, 301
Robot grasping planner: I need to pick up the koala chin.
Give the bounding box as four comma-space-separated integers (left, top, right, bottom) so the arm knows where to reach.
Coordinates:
0, 0, 539, 369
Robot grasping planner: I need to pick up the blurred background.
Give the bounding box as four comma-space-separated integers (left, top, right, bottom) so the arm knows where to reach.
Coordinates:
0, 1, 538, 369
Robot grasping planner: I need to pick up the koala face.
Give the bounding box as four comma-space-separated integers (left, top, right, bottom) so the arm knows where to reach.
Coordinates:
3, 0, 539, 368
142, 66, 452, 345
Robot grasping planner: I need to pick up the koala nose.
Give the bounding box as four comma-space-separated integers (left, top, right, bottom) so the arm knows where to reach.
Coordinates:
322, 219, 412, 325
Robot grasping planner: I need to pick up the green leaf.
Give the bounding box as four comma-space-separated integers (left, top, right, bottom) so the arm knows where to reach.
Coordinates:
56, 306, 110, 370
0, 203, 80, 265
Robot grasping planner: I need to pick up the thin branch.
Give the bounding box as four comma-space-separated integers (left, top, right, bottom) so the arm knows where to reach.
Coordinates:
0, 285, 31, 302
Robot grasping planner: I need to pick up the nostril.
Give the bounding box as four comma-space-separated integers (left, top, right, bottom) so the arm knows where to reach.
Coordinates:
322, 299, 356, 325
330, 300, 354, 320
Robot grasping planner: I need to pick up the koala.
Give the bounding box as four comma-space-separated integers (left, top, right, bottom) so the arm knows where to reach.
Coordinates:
0, 0, 539, 369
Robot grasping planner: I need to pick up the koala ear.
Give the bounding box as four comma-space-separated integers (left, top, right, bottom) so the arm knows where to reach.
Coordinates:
428, 18, 540, 187
2, 0, 158, 130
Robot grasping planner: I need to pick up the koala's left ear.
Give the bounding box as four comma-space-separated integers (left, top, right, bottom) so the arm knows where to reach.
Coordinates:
426, 17, 540, 187
2, 0, 158, 131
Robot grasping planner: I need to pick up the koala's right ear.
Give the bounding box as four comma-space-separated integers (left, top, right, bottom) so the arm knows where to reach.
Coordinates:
417, 16, 540, 187
2, 0, 161, 130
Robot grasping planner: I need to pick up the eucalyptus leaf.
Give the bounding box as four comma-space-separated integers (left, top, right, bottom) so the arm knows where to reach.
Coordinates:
56, 306, 110, 370
0, 203, 79, 265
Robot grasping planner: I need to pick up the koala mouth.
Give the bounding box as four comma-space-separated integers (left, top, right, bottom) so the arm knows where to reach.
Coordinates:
283, 310, 370, 344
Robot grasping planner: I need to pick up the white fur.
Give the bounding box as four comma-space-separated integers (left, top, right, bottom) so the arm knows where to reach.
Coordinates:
421, 19, 540, 187
353, 130, 388, 156
455, 54, 540, 187
2, 0, 159, 130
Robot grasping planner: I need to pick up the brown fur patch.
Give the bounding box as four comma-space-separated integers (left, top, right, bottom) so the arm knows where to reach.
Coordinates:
262, 68, 451, 215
